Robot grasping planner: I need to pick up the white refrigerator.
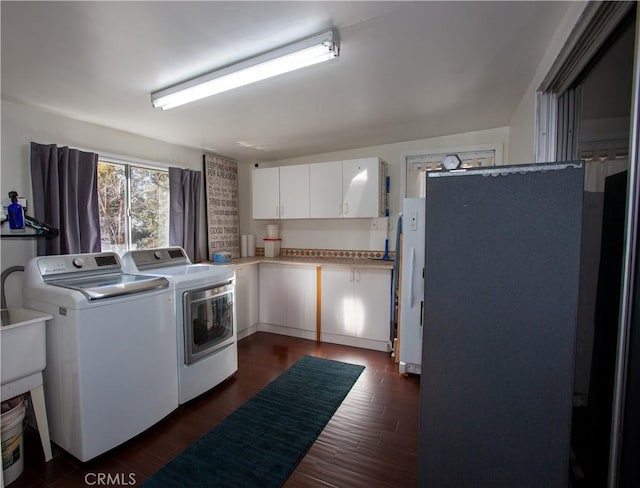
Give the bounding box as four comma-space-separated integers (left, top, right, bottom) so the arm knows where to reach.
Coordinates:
398, 197, 425, 374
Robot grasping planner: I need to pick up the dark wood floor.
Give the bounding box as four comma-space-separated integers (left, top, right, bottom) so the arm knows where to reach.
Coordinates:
9, 332, 420, 487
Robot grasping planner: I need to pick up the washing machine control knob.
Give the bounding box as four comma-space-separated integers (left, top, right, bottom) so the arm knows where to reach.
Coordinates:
154, 251, 163, 259
72, 258, 84, 268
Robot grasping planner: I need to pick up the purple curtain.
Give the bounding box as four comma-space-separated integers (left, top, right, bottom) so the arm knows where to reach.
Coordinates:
30, 142, 101, 256
169, 167, 202, 262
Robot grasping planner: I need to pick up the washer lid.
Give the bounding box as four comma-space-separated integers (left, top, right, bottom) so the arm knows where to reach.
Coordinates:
49, 273, 170, 301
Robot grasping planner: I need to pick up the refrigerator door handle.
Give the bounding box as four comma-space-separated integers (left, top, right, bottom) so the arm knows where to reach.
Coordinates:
409, 247, 415, 307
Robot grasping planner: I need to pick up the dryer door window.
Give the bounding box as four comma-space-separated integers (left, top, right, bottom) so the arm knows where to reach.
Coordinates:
184, 282, 234, 365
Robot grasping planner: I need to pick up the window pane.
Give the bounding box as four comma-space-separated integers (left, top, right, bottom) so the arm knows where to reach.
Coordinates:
97, 162, 127, 253
130, 167, 169, 250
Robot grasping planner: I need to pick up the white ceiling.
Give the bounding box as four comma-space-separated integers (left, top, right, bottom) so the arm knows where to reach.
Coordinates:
1, 1, 571, 162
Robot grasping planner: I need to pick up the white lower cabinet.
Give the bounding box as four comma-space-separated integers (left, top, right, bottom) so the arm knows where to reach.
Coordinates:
258, 263, 317, 339
236, 265, 259, 340
320, 267, 391, 351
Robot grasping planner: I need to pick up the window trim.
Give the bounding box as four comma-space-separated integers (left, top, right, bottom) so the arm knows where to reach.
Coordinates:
98, 153, 170, 172
400, 143, 503, 199
535, 1, 634, 162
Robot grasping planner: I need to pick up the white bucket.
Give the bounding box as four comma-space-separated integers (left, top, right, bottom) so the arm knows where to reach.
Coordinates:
1, 397, 26, 486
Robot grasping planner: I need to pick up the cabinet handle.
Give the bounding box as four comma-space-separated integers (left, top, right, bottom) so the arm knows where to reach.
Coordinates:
343, 202, 349, 215
350, 270, 355, 282
280, 205, 284, 217
355, 270, 361, 282
338, 203, 342, 217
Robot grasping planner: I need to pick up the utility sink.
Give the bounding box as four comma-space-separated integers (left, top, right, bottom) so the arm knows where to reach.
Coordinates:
1, 308, 52, 386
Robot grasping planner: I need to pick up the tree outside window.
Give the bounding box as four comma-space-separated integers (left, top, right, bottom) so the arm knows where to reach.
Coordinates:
97, 161, 169, 253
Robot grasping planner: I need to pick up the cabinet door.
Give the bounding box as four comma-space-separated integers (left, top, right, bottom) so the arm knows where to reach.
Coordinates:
286, 266, 317, 331
236, 267, 249, 333
279, 164, 309, 219
355, 268, 391, 341
236, 265, 259, 333
321, 268, 356, 336
258, 263, 286, 326
342, 158, 381, 218
310, 161, 343, 218
252, 167, 280, 219
246, 265, 259, 329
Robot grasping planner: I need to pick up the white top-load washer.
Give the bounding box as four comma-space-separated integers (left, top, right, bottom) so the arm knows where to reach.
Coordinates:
122, 247, 237, 404
22, 252, 178, 462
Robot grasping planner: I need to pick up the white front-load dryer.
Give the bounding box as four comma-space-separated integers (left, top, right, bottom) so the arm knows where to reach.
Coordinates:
122, 247, 237, 404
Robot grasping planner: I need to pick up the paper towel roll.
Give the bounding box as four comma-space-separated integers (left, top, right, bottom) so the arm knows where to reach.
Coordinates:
265, 224, 279, 238
247, 234, 256, 257
241, 235, 248, 257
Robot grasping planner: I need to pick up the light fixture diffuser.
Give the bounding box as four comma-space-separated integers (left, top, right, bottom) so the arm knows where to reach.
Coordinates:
151, 30, 339, 110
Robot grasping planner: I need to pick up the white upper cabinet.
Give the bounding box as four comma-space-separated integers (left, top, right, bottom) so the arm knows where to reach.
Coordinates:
279, 164, 309, 219
252, 165, 309, 219
310, 161, 343, 218
342, 158, 383, 218
252, 167, 280, 219
252, 158, 384, 220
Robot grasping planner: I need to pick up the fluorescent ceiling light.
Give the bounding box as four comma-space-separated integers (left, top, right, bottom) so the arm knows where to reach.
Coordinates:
151, 30, 339, 110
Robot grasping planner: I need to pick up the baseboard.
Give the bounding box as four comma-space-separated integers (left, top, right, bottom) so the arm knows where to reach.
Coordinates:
237, 324, 259, 341
257, 323, 317, 341
319, 332, 389, 352
252, 324, 391, 352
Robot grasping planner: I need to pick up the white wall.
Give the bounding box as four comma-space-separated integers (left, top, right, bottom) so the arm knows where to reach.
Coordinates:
509, 2, 589, 163
1, 100, 205, 307
2, 0, 587, 304
242, 126, 510, 252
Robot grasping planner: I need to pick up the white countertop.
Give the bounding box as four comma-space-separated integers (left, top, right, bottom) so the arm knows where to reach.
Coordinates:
209, 255, 395, 270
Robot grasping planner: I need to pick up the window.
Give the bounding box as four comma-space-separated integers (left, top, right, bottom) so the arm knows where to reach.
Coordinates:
405, 149, 496, 198
97, 160, 169, 253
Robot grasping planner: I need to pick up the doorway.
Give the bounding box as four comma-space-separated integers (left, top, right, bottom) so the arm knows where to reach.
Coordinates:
538, 3, 637, 486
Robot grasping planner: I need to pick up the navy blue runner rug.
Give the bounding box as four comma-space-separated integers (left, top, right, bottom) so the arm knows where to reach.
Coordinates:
142, 355, 365, 488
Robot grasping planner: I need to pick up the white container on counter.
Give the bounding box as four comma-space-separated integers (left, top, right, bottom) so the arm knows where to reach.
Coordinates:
247, 234, 256, 257
241, 235, 248, 257
265, 224, 279, 239
263, 238, 281, 258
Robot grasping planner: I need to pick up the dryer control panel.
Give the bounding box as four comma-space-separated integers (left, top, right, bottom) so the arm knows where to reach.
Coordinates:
123, 247, 190, 270
36, 252, 121, 277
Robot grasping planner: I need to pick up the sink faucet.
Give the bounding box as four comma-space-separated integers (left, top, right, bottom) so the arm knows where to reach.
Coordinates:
1, 266, 25, 323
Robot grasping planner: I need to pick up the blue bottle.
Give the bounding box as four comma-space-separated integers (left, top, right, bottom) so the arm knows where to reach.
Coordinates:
7, 191, 25, 232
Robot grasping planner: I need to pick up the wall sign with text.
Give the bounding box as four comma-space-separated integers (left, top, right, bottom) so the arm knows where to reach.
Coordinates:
203, 154, 240, 258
